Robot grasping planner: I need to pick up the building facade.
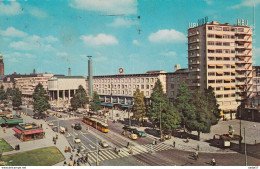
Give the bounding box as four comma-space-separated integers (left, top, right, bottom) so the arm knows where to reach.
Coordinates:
48, 76, 87, 107
188, 21, 253, 119
252, 66, 260, 97
87, 71, 167, 106
14, 74, 53, 97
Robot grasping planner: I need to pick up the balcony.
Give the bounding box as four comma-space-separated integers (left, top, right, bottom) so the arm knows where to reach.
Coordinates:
188, 31, 199, 37
190, 68, 200, 72
188, 46, 200, 51
188, 38, 200, 44
190, 60, 200, 65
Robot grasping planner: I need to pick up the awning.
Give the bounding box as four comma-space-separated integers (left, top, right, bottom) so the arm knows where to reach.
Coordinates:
232, 71, 236, 74
24, 129, 43, 135
7, 119, 23, 124
224, 79, 231, 81
0, 118, 5, 124
13, 128, 22, 134
220, 110, 224, 117
121, 105, 133, 108
208, 64, 215, 67
231, 64, 236, 66
101, 103, 114, 107
217, 72, 224, 74
216, 34, 223, 36
216, 64, 223, 67
224, 86, 231, 89
232, 86, 236, 88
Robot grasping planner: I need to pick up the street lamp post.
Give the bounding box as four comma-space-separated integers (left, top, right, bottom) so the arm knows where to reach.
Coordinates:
160, 102, 162, 140
244, 128, 247, 166
239, 105, 242, 151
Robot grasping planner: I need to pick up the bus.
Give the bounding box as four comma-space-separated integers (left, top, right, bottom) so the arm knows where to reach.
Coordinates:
83, 116, 109, 133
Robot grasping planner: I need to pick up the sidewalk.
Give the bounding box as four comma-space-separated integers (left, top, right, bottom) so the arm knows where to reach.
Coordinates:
0, 114, 88, 166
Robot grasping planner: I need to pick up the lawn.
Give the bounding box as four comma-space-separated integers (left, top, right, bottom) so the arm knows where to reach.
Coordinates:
2, 146, 65, 166
0, 139, 14, 152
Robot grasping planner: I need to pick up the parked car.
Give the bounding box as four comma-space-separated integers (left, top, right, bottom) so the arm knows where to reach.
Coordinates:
99, 140, 109, 148
134, 130, 147, 137
122, 125, 131, 131
129, 133, 138, 140
74, 137, 81, 143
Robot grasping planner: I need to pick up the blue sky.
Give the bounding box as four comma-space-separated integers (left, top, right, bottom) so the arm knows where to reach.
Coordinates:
0, 0, 259, 76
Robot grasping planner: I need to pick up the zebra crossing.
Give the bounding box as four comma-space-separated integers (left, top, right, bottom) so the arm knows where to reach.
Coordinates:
86, 143, 174, 164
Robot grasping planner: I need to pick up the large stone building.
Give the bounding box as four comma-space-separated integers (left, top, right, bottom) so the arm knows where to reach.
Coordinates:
14, 73, 54, 98
188, 21, 253, 119
86, 70, 167, 107
48, 76, 87, 107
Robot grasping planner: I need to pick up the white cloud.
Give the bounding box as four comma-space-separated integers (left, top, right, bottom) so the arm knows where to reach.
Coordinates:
70, 0, 137, 15
95, 56, 108, 62
8, 58, 19, 62
0, 27, 27, 37
29, 7, 48, 18
107, 18, 136, 27
80, 34, 118, 46
9, 35, 58, 51
0, 2, 21, 15
160, 51, 177, 57
148, 29, 186, 44
56, 52, 68, 56
231, 0, 260, 9
132, 40, 140, 45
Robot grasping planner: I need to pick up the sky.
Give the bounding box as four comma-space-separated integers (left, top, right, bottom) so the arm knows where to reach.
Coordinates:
0, 0, 259, 76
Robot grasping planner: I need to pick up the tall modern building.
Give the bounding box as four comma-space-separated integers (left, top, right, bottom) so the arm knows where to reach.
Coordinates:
0, 54, 4, 75
188, 21, 253, 119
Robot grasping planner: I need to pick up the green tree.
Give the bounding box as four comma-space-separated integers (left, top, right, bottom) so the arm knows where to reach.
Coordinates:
133, 88, 147, 126
175, 82, 195, 130
32, 83, 50, 116
70, 85, 89, 110
12, 88, 22, 108
148, 79, 168, 128
205, 86, 220, 124
6, 88, 13, 97
91, 91, 101, 112
190, 90, 213, 140
161, 101, 181, 134
0, 85, 7, 102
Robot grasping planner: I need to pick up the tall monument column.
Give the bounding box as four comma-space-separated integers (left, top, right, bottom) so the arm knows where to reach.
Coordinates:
87, 56, 93, 97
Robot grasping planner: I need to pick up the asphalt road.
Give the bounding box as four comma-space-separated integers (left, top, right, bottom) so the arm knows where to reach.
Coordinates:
45, 114, 260, 166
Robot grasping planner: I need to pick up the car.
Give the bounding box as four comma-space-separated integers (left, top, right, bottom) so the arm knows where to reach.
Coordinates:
122, 125, 130, 131
48, 122, 54, 126
129, 133, 138, 140
99, 141, 109, 148
74, 137, 81, 143
73, 123, 82, 130
136, 131, 147, 137
130, 128, 138, 133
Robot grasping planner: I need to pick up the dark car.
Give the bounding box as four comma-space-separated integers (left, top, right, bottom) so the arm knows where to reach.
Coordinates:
122, 125, 130, 131
74, 123, 82, 130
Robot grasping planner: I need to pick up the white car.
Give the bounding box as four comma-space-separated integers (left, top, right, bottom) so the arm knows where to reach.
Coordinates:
129, 134, 138, 140
48, 122, 54, 126
74, 138, 81, 143
99, 141, 109, 148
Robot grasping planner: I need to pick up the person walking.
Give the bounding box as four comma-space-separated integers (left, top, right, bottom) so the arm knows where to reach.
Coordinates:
173, 140, 176, 148
211, 158, 216, 166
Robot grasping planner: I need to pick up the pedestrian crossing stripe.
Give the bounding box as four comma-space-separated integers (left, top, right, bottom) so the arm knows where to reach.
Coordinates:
86, 143, 173, 164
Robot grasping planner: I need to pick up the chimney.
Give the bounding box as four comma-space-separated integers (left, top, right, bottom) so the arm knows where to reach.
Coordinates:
68, 67, 71, 76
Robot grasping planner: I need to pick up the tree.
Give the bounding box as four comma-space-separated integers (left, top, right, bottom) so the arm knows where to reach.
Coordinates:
175, 82, 195, 130
70, 85, 89, 110
205, 86, 220, 124
33, 83, 50, 116
12, 88, 22, 108
6, 88, 13, 97
147, 79, 168, 128
91, 91, 101, 112
0, 85, 7, 102
133, 88, 147, 126
190, 90, 212, 140
161, 101, 181, 134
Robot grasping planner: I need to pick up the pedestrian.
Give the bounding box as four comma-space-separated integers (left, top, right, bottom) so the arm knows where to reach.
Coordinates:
173, 140, 176, 148
197, 144, 200, 151
3, 127, 6, 133
70, 154, 73, 161
73, 160, 76, 166
127, 142, 130, 148
211, 158, 216, 166
85, 153, 88, 162
63, 161, 67, 166
68, 146, 71, 153
54, 140, 56, 145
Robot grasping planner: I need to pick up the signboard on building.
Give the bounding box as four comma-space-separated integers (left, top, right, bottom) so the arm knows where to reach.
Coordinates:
189, 16, 208, 28
237, 19, 248, 26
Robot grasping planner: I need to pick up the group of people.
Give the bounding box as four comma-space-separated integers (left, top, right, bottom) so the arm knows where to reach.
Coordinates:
63, 146, 89, 166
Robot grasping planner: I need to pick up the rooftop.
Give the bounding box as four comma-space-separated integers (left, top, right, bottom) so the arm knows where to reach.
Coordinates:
16, 122, 42, 131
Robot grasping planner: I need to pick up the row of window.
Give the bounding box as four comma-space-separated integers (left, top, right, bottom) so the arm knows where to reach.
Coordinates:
218, 101, 238, 106
98, 90, 150, 96
208, 79, 235, 83
208, 64, 236, 69
208, 72, 236, 76
208, 57, 236, 61
207, 34, 235, 39
207, 41, 234, 46
216, 93, 236, 98
208, 26, 244, 32
94, 84, 154, 90
208, 49, 236, 54
94, 77, 157, 83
